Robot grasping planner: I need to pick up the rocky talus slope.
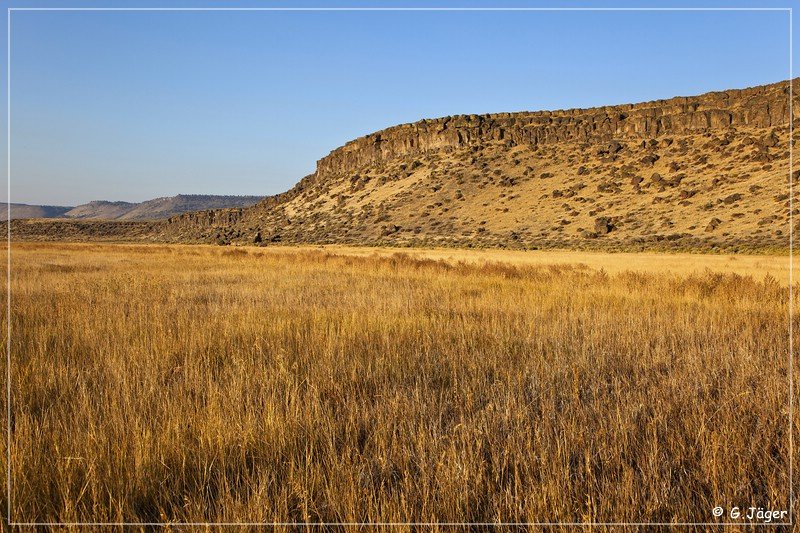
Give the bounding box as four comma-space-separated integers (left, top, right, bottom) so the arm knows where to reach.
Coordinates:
11, 79, 798, 251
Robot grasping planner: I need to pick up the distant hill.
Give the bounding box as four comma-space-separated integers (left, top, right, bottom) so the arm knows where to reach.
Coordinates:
65, 201, 137, 220
115, 195, 264, 220
6, 203, 72, 220
9, 195, 264, 221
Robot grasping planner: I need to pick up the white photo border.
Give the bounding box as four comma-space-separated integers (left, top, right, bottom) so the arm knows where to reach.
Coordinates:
4, 5, 794, 528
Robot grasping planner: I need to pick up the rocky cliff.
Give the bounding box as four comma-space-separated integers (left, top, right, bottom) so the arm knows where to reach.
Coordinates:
10, 79, 798, 252
315, 80, 794, 178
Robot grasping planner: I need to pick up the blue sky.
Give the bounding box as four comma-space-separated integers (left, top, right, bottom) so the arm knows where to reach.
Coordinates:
2, 0, 795, 205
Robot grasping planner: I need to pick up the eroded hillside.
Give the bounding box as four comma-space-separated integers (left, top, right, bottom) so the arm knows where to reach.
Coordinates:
11, 79, 798, 252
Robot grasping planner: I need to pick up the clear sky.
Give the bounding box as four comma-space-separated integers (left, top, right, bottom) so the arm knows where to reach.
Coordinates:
2, 0, 795, 206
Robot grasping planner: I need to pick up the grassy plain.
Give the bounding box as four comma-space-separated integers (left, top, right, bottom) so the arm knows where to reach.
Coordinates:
2, 242, 795, 526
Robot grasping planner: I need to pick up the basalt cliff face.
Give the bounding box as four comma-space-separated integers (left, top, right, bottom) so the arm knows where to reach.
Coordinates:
315, 81, 792, 178
11, 79, 798, 252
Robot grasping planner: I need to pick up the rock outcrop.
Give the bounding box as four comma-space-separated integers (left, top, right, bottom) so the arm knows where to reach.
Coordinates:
8, 79, 798, 253
315, 80, 795, 178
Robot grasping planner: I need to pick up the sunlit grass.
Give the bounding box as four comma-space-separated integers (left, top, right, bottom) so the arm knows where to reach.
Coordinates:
2, 242, 795, 525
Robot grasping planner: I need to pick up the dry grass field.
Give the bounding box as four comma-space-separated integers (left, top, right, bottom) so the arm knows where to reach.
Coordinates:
2, 242, 796, 526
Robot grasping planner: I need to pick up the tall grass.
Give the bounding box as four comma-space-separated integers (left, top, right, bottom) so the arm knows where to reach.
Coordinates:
1, 243, 795, 526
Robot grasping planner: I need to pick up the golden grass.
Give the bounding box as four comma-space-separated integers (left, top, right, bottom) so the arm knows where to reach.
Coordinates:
1, 242, 796, 526
272, 244, 796, 285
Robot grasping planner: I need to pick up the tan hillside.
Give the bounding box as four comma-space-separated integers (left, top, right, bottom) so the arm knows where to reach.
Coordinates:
11, 195, 265, 221
5, 203, 71, 220
65, 200, 137, 220
11, 79, 798, 252
115, 194, 263, 220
